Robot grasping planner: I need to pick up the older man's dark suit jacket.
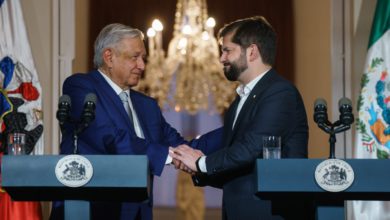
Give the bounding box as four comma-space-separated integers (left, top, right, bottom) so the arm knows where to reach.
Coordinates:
195, 69, 309, 220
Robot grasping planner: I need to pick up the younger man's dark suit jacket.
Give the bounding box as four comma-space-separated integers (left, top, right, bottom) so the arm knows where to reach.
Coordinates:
195, 69, 309, 220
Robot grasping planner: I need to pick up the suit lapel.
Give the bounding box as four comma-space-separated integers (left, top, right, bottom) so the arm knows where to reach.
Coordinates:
230, 69, 278, 139
90, 71, 136, 131
223, 95, 240, 146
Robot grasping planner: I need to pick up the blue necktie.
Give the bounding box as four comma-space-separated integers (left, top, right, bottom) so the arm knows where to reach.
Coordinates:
119, 91, 134, 126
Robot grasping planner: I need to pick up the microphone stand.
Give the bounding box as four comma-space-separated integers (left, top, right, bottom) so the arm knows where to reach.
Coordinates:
73, 132, 79, 154
317, 121, 351, 159
72, 122, 91, 154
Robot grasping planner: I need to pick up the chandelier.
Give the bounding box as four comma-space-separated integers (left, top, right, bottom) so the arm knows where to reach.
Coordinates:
137, 0, 236, 114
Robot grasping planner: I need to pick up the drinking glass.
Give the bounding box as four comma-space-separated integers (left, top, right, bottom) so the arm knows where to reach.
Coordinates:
7, 133, 26, 155
262, 136, 281, 159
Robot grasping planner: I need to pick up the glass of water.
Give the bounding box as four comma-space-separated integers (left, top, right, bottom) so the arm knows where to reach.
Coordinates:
262, 136, 281, 159
7, 133, 26, 155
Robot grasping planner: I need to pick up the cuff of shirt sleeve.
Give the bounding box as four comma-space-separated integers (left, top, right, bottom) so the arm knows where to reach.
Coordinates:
165, 154, 173, 165
198, 156, 207, 173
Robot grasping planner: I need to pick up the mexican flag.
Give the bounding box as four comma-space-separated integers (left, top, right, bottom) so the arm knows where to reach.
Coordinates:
353, 0, 390, 219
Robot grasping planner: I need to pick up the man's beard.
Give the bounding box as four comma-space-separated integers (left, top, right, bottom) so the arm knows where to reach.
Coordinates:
223, 53, 248, 81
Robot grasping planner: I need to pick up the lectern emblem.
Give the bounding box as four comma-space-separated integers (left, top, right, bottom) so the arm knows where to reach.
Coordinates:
55, 155, 93, 187
315, 159, 354, 192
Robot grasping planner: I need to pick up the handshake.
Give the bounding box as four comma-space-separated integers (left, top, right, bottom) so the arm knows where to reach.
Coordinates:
169, 144, 205, 175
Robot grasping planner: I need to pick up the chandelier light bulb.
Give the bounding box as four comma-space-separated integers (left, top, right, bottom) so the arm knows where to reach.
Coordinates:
182, 24, 192, 35
147, 28, 156, 37
177, 38, 188, 49
206, 17, 216, 28
202, 31, 210, 41
152, 19, 163, 31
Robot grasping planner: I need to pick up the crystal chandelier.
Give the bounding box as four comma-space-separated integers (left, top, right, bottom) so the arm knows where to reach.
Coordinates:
137, 0, 236, 114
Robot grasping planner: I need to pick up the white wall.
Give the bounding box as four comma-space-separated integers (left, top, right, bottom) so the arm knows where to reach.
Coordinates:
21, 0, 54, 155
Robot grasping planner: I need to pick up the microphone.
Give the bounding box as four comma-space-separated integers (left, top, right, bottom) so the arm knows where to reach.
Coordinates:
338, 97, 354, 125
313, 97, 354, 159
80, 93, 97, 127
313, 98, 328, 125
56, 95, 71, 128
72, 93, 97, 154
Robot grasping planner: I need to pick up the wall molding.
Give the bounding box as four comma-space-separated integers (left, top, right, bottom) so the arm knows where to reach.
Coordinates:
51, 0, 75, 154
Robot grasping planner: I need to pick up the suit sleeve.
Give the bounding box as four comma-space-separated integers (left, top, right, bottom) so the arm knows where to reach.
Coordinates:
189, 127, 224, 154
129, 96, 190, 176
144, 110, 187, 176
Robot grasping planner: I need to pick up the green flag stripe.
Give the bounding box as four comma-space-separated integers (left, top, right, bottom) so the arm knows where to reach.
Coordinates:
368, 0, 390, 48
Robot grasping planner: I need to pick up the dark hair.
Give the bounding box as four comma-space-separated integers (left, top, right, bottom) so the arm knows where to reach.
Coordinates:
218, 16, 277, 66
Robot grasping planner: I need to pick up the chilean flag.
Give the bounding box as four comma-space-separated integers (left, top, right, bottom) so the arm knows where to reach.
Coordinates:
0, 0, 44, 219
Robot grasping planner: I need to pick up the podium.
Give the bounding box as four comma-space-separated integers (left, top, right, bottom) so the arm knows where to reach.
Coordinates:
256, 159, 390, 220
1, 155, 149, 220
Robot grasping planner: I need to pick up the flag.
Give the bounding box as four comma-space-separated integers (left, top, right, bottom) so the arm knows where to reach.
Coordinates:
0, 0, 44, 219
353, 0, 390, 219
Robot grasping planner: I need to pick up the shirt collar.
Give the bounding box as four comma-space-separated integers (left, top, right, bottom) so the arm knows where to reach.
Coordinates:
98, 69, 129, 95
236, 69, 270, 97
